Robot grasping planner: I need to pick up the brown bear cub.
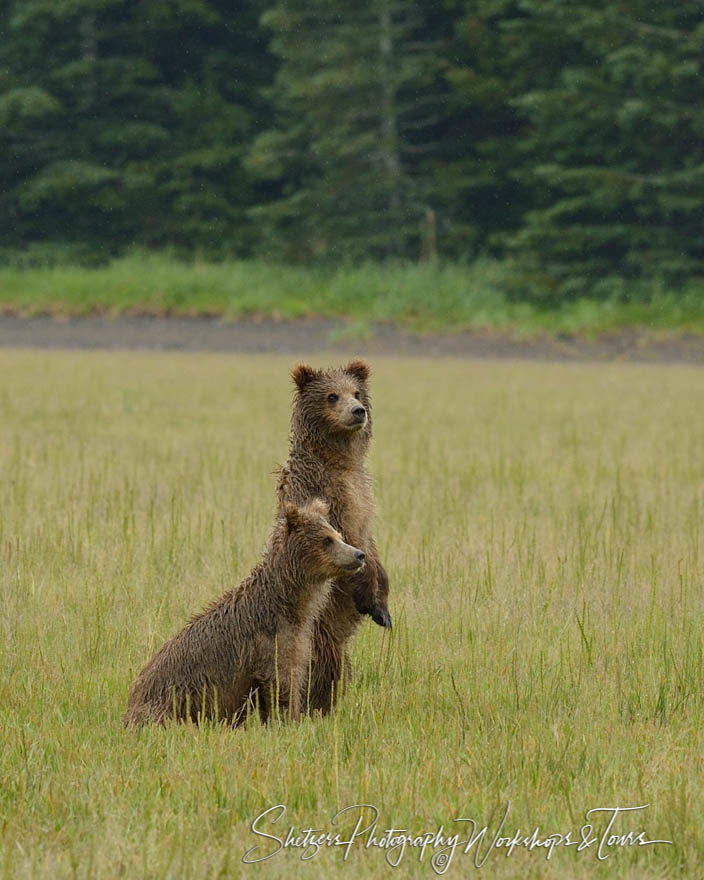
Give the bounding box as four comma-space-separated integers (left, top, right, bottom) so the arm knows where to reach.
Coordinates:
276, 359, 391, 715
123, 500, 365, 727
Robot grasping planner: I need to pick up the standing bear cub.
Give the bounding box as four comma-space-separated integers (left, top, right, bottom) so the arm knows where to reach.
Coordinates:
276, 359, 391, 715
123, 500, 365, 727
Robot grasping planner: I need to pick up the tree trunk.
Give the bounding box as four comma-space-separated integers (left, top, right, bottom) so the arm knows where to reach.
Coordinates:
378, 0, 403, 253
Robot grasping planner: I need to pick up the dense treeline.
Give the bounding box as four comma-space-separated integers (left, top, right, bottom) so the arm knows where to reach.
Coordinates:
2, 0, 703, 296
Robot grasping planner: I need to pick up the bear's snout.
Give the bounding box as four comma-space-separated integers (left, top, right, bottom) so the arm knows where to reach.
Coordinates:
352, 406, 366, 421
337, 543, 366, 572
348, 548, 366, 572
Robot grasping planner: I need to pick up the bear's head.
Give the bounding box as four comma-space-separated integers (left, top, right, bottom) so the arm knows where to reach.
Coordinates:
283, 498, 366, 579
290, 359, 371, 442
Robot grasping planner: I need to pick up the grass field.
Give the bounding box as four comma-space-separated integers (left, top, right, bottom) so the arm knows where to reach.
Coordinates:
1, 350, 703, 879
1, 253, 704, 337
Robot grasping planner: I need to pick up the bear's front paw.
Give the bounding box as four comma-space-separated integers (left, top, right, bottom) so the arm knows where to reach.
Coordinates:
352, 585, 372, 615
352, 586, 392, 628
370, 603, 392, 629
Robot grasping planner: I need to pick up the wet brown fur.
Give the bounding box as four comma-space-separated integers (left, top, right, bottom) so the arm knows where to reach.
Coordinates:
276, 359, 391, 715
123, 500, 364, 727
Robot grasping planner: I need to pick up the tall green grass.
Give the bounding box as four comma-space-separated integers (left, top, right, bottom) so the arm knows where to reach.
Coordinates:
1, 352, 702, 878
1, 252, 703, 335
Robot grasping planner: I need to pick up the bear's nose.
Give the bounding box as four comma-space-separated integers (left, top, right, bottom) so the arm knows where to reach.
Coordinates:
355, 550, 366, 562
352, 406, 366, 419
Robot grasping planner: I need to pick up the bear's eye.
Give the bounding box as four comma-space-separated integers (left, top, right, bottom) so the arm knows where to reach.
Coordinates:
322, 536, 334, 546
327, 393, 338, 404
354, 391, 361, 400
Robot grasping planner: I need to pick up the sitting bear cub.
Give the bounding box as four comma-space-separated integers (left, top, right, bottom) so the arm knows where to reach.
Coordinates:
123, 499, 365, 727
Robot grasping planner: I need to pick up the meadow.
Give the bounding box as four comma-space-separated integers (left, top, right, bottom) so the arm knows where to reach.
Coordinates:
1, 253, 704, 337
1, 350, 703, 879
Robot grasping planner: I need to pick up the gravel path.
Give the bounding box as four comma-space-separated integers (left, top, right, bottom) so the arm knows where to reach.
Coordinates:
1, 315, 703, 363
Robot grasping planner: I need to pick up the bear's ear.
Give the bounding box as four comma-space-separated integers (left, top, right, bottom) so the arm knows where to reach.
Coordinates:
291, 363, 318, 390
345, 359, 369, 383
308, 497, 329, 518
283, 502, 300, 532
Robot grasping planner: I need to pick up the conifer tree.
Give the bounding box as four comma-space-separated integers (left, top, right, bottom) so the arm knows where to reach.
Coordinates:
0, 0, 273, 258
501, 0, 704, 296
247, 0, 459, 261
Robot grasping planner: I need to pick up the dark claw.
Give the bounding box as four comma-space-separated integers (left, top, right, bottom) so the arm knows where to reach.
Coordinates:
371, 605, 392, 629
353, 590, 392, 629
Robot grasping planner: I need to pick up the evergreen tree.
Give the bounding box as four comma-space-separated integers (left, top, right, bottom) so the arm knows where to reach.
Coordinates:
0, 0, 273, 258
441, 0, 577, 255
247, 0, 460, 261
500, 0, 704, 297
2, 0, 703, 289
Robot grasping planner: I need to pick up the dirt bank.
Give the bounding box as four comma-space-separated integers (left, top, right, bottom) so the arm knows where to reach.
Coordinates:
1, 315, 703, 364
